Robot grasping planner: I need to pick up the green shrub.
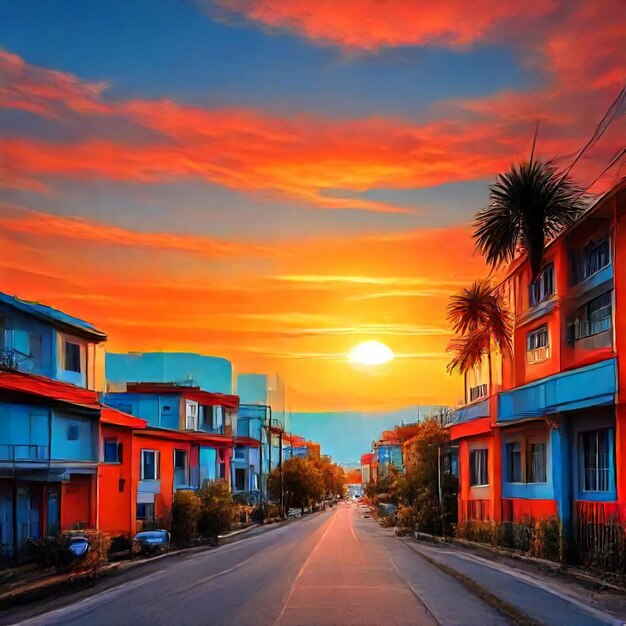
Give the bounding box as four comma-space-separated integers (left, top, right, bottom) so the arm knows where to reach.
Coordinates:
197, 480, 237, 538
171, 490, 201, 545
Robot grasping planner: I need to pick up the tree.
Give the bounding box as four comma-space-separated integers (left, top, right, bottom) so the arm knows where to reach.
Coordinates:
446, 281, 512, 394
197, 480, 236, 538
171, 490, 201, 545
312, 457, 346, 499
268, 456, 323, 514
473, 160, 585, 279
345, 468, 362, 485
403, 419, 457, 535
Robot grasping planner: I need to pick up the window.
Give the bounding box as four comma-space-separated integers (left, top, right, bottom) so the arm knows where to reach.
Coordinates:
469, 384, 488, 402
527, 443, 547, 483
470, 449, 488, 486
136, 503, 155, 520
103, 437, 122, 463
529, 264, 554, 307
583, 238, 610, 279
65, 341, 81, 372
29, 333, 42, 364
527, 325, 549, 363
174, 449, 188, 486
235, 448, 245, 460
235, 468, 246, 491
174, 449, 187, 469
506, 442, 522, 482
581, 430, 610, 492
67, 424, 80, 441
573, 292, 612, 339
0, 314, 5, 350
185, 402, 198, 430
141, 450, 160, 480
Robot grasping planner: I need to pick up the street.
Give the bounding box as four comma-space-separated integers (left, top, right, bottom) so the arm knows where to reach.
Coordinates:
6, 503, 625, 626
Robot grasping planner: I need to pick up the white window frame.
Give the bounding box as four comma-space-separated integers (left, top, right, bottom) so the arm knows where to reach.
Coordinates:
527, 325, 550, 363
141, 449, 160, 480
185, 401, 199, 430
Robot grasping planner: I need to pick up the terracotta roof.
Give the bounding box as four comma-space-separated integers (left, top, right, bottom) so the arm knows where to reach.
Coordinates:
100, 406, 147, 429
0, 370, 100, 409
132, 427, 234, 446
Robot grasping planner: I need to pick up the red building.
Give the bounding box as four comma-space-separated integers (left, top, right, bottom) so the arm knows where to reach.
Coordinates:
450, 179, 626, 545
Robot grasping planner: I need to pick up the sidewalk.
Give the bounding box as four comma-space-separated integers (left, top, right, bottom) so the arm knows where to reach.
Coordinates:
404, 536, 626, 626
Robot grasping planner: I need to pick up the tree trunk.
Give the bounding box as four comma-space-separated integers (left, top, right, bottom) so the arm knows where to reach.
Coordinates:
487, 347, 493, 396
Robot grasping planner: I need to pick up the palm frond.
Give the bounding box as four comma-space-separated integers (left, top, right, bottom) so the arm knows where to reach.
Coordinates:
473, 160, 586, 277
446, 329, 490, 374
446, 281, 513, 356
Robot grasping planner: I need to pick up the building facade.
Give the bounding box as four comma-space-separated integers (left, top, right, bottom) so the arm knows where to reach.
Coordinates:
0, 293, 107, 557
450, 180, 626, 550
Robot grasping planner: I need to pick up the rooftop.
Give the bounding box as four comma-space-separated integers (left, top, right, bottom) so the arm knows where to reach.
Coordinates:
0, 292, 106, 341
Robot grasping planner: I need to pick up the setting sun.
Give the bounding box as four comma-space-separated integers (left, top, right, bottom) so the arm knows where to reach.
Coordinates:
348, 340, 395, 366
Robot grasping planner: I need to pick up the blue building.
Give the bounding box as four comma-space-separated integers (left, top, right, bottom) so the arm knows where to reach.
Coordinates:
106, 352, 233, 395
0, 292, 106, 559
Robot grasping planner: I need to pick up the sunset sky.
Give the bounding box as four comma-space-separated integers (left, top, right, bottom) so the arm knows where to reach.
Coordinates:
1, 0, 624, 417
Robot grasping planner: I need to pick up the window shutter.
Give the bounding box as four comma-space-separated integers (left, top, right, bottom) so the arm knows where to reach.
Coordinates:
118, 442, 123, 464
156, 450, 160, 479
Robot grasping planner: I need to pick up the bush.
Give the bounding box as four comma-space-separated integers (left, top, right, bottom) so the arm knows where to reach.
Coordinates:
530, 515, 560, 561
171, 490, 201, 545
81, 530, 111, 572
109, 534, 133, 555
20, 536, 75, 569
197, 480, 237, 538
397, 506, 416, 531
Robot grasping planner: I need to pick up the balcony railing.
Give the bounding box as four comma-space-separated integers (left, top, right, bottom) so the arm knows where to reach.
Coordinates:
527, 346, 550, 364
0, 348, 34, 372
469, 384, 488, 402
199, 424, 233, 435
0, 444, 50, 462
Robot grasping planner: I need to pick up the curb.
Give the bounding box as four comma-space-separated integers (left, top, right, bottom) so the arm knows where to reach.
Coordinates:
413, 531, 626, 594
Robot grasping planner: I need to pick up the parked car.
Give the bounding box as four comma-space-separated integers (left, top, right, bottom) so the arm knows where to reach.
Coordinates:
133, 530, 171, 555
67, 532, 89, 559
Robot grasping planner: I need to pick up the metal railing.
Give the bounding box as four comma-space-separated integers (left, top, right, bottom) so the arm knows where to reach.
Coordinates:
0, 348, 34, 372
0, 444, 50, 462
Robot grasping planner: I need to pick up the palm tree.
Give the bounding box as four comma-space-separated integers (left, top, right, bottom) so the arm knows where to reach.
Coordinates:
446, 281, 512, 399
473, 160, 586, 279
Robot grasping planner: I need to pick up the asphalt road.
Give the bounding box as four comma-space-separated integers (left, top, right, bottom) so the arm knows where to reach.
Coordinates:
6, 504, 625, 626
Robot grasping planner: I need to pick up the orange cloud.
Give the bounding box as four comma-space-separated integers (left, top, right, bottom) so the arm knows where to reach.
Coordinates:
0, 220, 481, 410
211, 0, 555, 49
0, 51, 111, 117
2, 33, 623, 208
0, 204, 275, 259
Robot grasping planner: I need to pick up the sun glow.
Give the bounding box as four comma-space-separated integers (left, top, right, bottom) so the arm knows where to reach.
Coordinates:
348, 340, 395, 366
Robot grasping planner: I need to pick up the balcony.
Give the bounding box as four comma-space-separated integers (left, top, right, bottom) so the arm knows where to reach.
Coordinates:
0, 444, 50, 462
499, 358, 616, 422
199, 424, 233, 436
527, 346, 550, 364
0, 348, 35, 373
